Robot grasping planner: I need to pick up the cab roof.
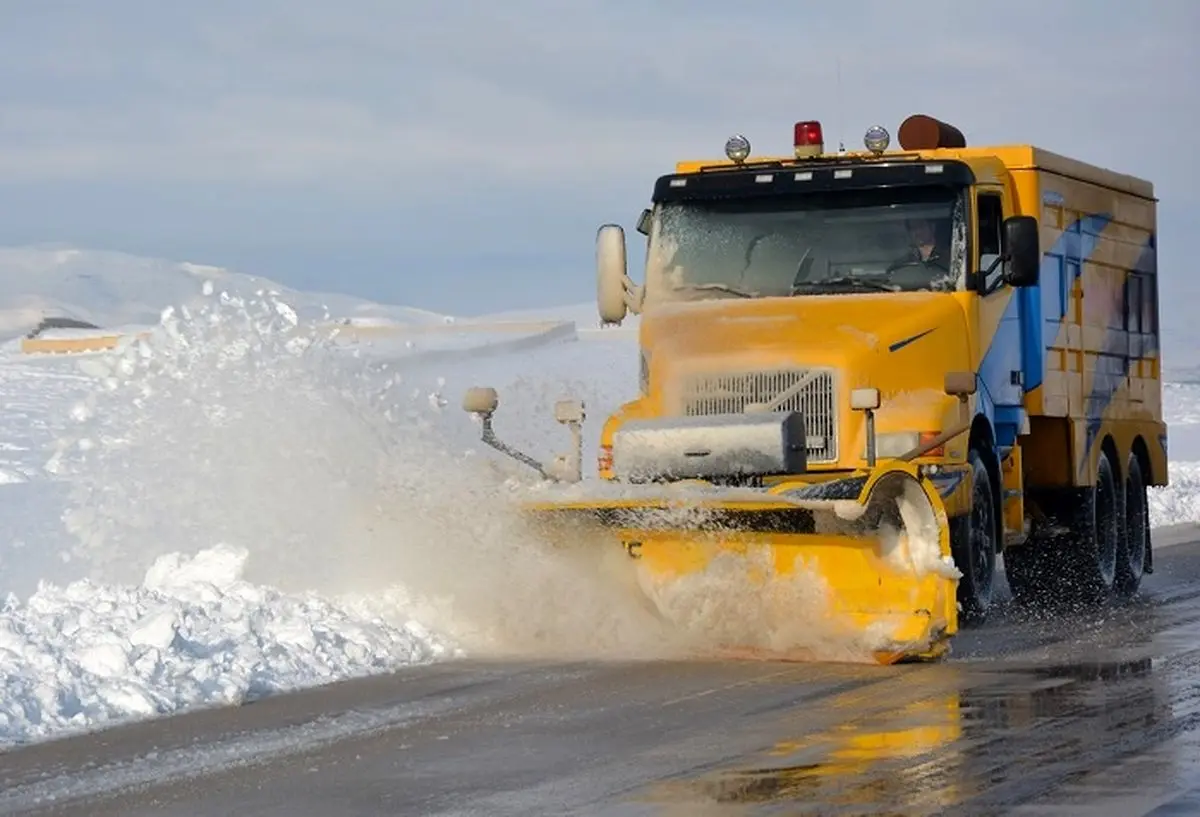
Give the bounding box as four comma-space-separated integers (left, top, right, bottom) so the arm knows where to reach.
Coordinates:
674, 144, 1154, 200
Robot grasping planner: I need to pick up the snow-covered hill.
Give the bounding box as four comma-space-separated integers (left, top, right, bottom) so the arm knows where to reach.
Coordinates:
0, 245, 450, 343
469, 300, 642, 335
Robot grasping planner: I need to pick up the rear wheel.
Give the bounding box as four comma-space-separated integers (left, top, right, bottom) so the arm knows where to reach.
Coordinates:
951, 448, 997, 624
1115, 453, 1148, 598
1072, 449, 1120, 602
1006, 449, 1123, 608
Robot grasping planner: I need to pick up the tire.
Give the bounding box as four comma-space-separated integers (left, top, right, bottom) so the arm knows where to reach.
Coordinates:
1072, 449, 1120, 602
1115, 452, 1149, 598
1006, 450, 1123, 610
951, 448, 998, 624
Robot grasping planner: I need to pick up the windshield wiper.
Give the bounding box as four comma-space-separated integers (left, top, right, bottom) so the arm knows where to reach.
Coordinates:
792, 276, 896, 294
673, 282, 758, 298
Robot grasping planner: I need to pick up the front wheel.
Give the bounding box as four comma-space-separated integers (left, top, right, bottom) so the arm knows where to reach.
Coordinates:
951, 448, 998, 624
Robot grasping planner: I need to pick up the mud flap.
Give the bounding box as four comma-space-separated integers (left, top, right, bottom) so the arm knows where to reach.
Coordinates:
516, 463, 962, 664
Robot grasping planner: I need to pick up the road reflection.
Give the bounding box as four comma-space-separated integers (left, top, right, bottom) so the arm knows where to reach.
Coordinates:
639, 655, 1185, 815
692, 692, 967, 813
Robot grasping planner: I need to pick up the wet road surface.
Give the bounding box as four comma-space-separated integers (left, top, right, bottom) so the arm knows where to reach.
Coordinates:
4, 528, 1200, 816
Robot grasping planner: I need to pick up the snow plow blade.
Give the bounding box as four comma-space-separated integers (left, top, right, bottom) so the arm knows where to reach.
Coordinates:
517, 462, 960, 665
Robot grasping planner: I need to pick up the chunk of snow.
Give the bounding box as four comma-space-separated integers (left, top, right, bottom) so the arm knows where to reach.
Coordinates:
0, 545, 456, 748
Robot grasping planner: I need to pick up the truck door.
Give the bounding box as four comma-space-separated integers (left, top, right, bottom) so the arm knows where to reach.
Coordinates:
974, 186, 1027, 444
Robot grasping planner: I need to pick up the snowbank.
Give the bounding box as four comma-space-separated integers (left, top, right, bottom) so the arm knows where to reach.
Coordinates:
1150, 462, 1200, 529
1150, 383, 1200, 528
0, 544, 453, 746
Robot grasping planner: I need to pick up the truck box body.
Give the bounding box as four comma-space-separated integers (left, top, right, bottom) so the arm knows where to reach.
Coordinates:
997, 148, 1164, 491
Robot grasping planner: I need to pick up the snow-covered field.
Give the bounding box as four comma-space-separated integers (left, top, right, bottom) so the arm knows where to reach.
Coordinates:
0, 245, 1197, 750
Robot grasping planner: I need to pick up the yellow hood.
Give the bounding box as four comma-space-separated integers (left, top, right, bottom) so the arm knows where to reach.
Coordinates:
638, 293, 973, 463
642, 293, 969, 369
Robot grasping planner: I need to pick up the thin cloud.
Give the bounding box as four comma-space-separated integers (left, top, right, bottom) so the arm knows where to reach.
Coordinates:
1, 1, 1193, 193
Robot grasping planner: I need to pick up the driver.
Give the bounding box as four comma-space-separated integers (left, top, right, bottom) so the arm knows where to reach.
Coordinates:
893, 216, 951, 270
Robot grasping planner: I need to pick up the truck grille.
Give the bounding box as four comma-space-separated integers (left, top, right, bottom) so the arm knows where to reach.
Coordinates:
675, 368, 838, 462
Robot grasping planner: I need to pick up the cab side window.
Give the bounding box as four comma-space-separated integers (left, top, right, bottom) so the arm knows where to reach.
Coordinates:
977, 193, 1004, 287
978, 194, 1003, 258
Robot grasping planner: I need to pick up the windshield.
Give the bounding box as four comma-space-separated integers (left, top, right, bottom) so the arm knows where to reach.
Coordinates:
643, 186, 968, 305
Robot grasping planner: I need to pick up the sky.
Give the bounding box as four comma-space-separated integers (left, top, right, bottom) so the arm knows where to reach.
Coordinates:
0, 0, 1197, 326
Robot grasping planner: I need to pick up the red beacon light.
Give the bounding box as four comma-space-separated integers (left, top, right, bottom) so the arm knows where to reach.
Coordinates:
794, 120, 824, 158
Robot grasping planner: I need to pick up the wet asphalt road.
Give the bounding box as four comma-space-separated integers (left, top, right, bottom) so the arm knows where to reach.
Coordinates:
4, 528, 1200, 816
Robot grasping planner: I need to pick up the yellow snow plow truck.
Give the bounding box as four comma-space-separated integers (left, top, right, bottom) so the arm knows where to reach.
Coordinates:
462, 114, 1167, 663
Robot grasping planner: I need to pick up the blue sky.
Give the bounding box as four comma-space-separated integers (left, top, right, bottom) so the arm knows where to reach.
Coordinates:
0, 0, 1196, 324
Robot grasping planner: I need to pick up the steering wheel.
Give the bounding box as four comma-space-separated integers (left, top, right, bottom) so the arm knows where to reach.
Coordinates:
886, 259, 950, 290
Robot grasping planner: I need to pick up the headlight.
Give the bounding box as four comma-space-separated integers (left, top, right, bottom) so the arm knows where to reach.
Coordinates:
871, 431, 944, 460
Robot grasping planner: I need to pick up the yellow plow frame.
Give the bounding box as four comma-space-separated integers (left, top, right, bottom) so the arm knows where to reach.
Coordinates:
517, 462, 961, 665
459, 386, 962, 665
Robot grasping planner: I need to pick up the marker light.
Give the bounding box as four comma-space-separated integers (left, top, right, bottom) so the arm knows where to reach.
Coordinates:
864, 125, 890, 154
725, 134, 751, 164
794, 120, 824, 158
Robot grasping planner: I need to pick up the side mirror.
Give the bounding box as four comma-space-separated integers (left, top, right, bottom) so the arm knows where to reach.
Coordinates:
596, 222, 646, 325
462, 386, 499, 416
1003, 216, 1040, 288
596, 224, 630, 325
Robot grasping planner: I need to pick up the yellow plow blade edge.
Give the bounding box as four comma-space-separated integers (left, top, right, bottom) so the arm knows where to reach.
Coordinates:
517, 462, 961, 665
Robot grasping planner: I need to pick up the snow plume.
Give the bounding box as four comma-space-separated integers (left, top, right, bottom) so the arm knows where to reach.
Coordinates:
44, 286, 677, 662
48, 286, 380, 593
635, 546, 881, 663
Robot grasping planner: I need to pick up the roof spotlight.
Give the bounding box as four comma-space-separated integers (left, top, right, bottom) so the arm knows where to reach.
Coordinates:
724, 134, 751, 164
864, 125, 890, 155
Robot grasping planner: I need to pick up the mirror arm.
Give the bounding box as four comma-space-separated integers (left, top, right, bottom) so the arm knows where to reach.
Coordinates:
478, 415, 551, 479
975, 253, 1006, 295
624, 277, 645, 314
